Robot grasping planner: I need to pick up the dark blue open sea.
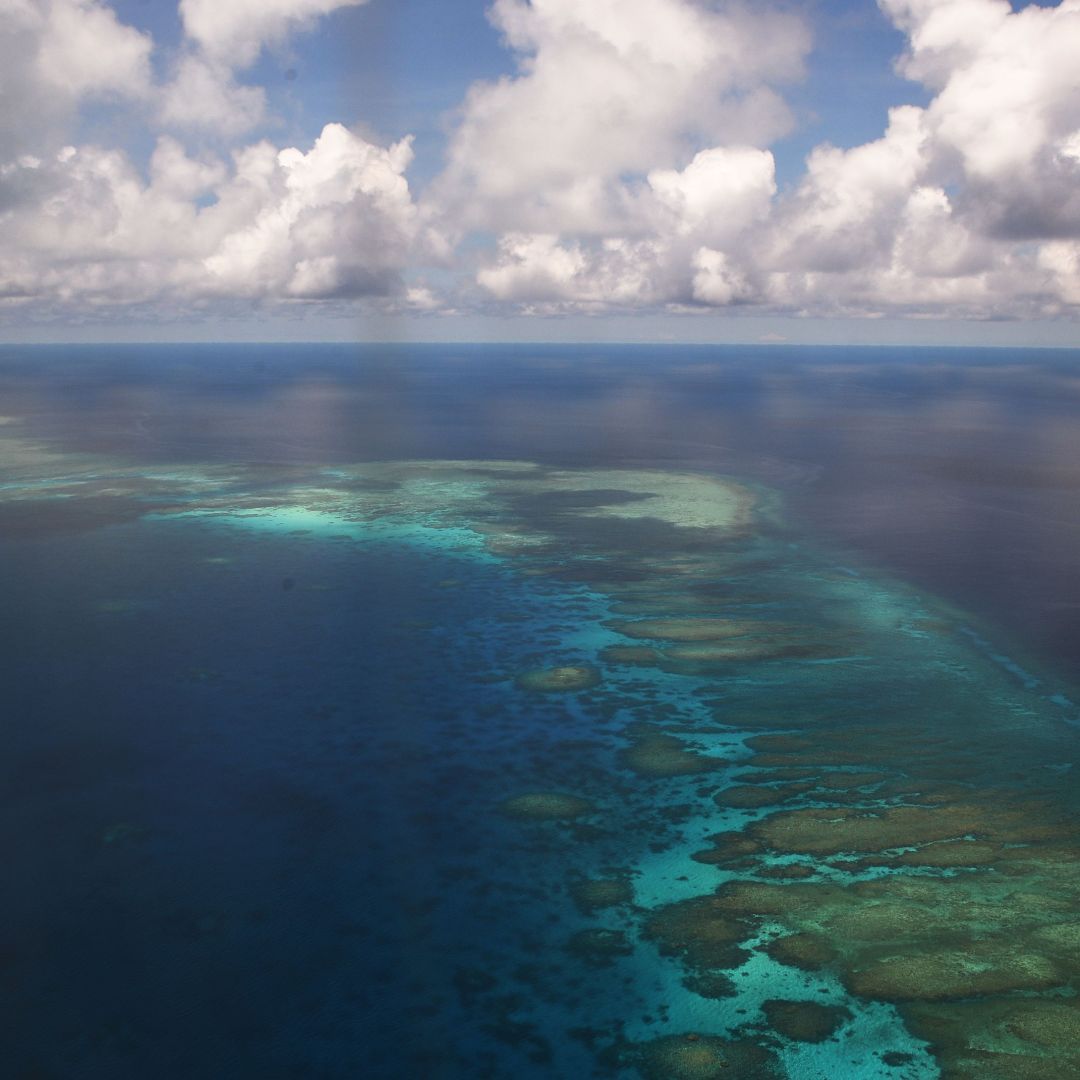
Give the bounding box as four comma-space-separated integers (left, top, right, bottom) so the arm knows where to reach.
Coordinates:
4, 343, 1080, 1079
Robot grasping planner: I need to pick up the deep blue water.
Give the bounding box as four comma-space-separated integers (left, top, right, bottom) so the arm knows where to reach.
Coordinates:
3, 344, 1080, 1079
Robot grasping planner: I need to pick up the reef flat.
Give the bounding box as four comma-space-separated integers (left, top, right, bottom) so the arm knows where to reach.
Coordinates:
3, 440, 1080, 1079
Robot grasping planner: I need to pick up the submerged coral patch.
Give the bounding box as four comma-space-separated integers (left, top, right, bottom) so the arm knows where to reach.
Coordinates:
847, 947, 1063, 1002
690, 832, 763, 864
500, 792, 596, 820
515, 665, 601, 692
600, 644, 666, 666
902, 997, 1080, 1079
568, 876, 634, 912
627, 1034, 781, 1080
714, 782, 812, 809
565, 928, 633, 966
643, 896, 751, 971
619, 728, 727, 779
891, 839, 1003, 868
764, 933, 838, 972
681, 972, 737, 1000
747, 801, 1063, 856
761, 999, 850, 1043
608, 617, 765, 642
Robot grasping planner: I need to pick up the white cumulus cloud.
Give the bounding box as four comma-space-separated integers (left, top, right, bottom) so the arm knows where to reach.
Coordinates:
0, 125, 428, 307
160, 0, 370, 136
882, 0, 1080, 238
465, 0, 1080, 322
204, 124, 422, 299
159, 55, 267, 137
34, 0, 153, 98
4, 0, 1080, 328
0, 0, 429, 316
432, 0, 809, 234
0, 0, 152, 156
178, 0, 371, 68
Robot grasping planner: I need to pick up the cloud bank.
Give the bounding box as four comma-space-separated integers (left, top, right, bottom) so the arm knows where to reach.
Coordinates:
1, 0, 1079, 327
465, 0, 1080, 320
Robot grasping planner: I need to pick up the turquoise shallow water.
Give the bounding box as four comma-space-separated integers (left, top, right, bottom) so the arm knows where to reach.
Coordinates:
4, 346, 1080, 1079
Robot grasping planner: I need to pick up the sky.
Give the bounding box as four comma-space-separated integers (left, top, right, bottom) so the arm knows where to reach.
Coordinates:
1, 0, 1079, 345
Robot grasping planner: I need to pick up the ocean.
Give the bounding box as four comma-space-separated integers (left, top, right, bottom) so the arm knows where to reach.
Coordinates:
3, 343, 1080, 1079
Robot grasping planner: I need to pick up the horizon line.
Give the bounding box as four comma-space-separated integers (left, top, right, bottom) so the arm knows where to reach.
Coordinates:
4, 340, 1080, 351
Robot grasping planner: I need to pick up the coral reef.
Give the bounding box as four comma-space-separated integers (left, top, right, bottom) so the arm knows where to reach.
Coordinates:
31, 453, 1080, 1077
